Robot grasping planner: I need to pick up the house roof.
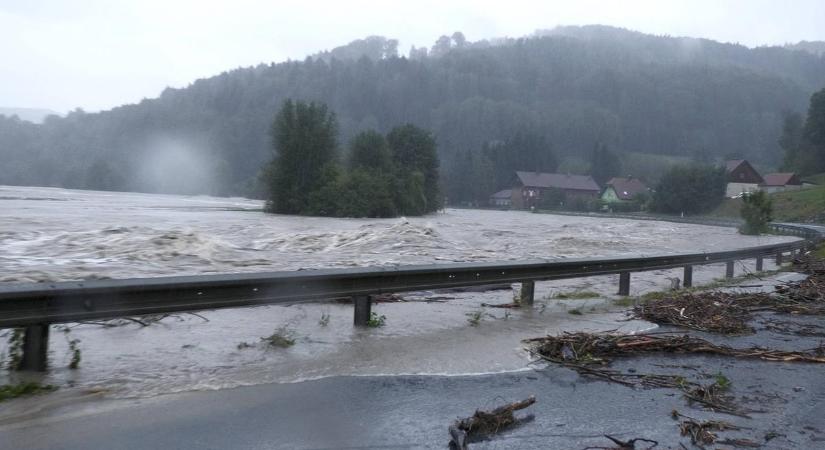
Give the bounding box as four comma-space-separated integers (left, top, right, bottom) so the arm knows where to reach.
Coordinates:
605, 177, 649, 200
515, 171, 600, 192
761, 173, 801, 186
725, 159, 764, 184
725, 159, 746, 172
490, 189, 512, 199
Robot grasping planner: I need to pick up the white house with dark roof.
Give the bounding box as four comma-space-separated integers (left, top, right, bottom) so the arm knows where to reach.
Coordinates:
725, 160, 764, 198
601, 177, 649, 203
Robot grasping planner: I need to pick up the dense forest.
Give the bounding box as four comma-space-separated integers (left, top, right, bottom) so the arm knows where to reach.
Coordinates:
1, 26, 824, 204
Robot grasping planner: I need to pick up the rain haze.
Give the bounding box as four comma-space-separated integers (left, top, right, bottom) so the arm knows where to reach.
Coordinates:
1, 0, 824, 112
2, 1, 825, 449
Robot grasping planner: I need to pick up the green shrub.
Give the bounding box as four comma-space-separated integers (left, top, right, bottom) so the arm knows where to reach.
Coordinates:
739, 191, 772, 235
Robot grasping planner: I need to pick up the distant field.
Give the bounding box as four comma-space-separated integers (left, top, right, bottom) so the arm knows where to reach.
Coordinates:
710, 184, 825, 223
802, 173, 825, 185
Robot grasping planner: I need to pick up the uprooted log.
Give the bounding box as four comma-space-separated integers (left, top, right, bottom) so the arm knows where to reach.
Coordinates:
448, 396, 536, 449
583, 434, 659, 450
525, 332, 825, 365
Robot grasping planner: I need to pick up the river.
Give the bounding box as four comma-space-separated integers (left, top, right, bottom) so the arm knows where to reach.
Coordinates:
0, 185, 795, 400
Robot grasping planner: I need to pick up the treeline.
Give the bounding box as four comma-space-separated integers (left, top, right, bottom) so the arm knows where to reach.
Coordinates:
265, 100, 439, 217
1, 26, 824, 201
780, 87, 825, 175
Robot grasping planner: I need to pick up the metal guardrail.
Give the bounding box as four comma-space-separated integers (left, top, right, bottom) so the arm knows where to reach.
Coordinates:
1, 222, 822, 371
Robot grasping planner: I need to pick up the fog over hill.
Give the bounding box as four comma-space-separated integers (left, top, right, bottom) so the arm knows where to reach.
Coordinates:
0, 107, 61, 124
1, 25, 824, 202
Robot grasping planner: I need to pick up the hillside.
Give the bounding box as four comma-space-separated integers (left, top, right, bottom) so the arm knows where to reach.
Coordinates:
711, 185, 825, 224
0, 107, 61, 124
1, 25, 825, 200
785, 41, 825, 57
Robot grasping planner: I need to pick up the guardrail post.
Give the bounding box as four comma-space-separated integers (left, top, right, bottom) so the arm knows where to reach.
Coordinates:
755, 256, 763, 272
725, 261, 735, 279
353, 295, 371, 326
618, 272, 630, 296
20, 324, 49, 372
683, 265, 693, 288
775, 251, 783, 266
520, 281, 535, 306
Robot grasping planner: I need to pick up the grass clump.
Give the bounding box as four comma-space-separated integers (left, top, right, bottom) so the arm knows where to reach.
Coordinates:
0, 382, 56, 402
3, 329, 24, 371
613, 297, 636, 307
366, 312, 386, 328
466, 310, 489, 326
552, 290, 600, 300
713, 372, 732, 390
260, 326, 296, 348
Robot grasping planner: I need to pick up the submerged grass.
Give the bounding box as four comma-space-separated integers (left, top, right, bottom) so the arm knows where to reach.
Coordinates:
0, 382, 56, 402
552, 290, 600, 300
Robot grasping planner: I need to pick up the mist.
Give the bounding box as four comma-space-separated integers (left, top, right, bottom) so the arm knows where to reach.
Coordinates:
134, 136, 228, 196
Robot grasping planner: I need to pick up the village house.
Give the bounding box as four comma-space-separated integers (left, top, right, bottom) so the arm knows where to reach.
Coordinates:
601, 177, 649, 204
760, 173, 803, 194
510, 171, 600, 209
488, 189, 512, 207
725, 159, 764, 198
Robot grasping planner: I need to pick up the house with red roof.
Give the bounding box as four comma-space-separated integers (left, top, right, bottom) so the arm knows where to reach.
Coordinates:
760, 173, 803, 194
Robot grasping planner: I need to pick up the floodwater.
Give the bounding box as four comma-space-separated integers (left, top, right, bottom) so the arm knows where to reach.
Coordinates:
0, 185, 796, 404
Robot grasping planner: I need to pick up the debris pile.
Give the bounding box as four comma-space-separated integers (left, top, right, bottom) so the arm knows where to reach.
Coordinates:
633, 292, 757, 335
673, 411, 741, 448
633, 261, 825, 331
525, 332, 825, 365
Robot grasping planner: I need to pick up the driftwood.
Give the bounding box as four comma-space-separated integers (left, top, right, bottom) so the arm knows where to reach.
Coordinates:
480, 302, 521, 309
632, 253, 825, 335
526, 332, 825, 365
583, 434, 659, 449
633, 292, 757, 335
448, 396, 536, 449
673, 411, 741, 448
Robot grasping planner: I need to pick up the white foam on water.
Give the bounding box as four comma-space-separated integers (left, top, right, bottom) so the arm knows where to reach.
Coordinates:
0, 185, 796, 402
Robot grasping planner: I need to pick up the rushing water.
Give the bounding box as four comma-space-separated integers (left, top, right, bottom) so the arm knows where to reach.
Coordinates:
0, 185, 796, 403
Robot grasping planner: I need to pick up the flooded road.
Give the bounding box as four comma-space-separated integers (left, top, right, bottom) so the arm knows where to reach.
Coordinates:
0, 185, 796, 401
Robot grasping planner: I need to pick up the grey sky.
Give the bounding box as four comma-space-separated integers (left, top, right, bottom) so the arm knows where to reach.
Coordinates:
2, 0, 824, 113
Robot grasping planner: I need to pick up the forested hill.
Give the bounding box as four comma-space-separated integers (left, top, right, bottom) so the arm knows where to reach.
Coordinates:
2, 25, 824, 202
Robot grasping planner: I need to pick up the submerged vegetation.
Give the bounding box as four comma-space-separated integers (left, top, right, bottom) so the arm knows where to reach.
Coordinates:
0, 382, 56, 403
263, 100, 440, 217
739, 190, 773, 235
261, 326, 297, 348
366, 312, 387, 328
551, 290, 600, 300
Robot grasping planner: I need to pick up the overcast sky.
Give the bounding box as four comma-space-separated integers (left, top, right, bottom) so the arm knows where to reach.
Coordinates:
2, 0, 824, 113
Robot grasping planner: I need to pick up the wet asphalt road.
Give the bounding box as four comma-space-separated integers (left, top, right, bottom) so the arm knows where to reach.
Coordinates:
4, 316, 825, 450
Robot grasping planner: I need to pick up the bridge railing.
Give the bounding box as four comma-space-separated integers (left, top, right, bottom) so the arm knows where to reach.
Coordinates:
1, 223, 821, 371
